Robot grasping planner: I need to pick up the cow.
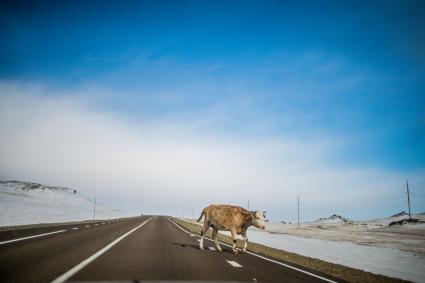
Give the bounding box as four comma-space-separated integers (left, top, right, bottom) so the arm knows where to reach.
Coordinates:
196, 204, 266, 254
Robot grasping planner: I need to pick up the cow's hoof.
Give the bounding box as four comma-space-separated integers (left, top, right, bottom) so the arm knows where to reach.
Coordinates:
232, 249, 239, 254
216, 248, 223, 252
199, 247, 204, 250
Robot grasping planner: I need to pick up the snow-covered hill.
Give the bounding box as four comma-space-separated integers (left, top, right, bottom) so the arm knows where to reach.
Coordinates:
313, 214, 352, 224
0, 180, 133, 227
391, 211, 409, 218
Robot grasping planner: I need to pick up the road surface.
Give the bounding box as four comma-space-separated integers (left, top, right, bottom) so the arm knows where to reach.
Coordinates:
0, 216, 340, 282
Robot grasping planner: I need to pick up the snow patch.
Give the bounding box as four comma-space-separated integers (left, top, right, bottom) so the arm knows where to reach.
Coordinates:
312, 214, 351, 224
0, 181, 132, 227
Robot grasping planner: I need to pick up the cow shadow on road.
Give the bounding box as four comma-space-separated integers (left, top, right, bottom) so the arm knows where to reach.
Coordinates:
172, 242, 199, 249
171, 242, 234, 253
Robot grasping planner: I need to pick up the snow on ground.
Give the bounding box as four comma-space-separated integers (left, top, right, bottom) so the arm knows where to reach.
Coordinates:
0, 181, 133, 227
312, 214, 351, 224
181, 214, 425, 283
265, 213, 425, 255
245, 228, 425, 283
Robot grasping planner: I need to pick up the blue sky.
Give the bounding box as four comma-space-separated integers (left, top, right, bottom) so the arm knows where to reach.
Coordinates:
1, 1, 424, 220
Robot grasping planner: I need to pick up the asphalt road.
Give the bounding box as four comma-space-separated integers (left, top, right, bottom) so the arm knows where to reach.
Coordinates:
0, 216, 340, 283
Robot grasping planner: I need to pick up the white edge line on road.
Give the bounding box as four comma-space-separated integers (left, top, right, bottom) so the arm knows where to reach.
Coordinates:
226, 260, 243, 267
167, 217, 338, 283
0, 230, 67, 245
72, 228, 79, 230
51, 217, 153, 283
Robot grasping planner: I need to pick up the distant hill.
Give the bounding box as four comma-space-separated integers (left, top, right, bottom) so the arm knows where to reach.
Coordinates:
313, 214, 352, 224
0, 180, 132, 227
391, 211, 408, 218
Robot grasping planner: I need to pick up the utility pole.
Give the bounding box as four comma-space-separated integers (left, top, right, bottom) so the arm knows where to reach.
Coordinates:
297, 196, 300, 227
191, 209, 194, 220
93, 197, 96, 220
407, 180, 411, 220
248, 198, 250, 210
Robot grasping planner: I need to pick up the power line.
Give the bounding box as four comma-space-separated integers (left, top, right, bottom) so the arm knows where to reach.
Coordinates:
266, 92, 413, 105
250, 79, 411, 94
70, 56, 416, 82
43, 55, 420, 105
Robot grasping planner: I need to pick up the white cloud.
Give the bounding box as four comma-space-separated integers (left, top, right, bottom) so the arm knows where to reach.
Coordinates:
0, 81, 423, 221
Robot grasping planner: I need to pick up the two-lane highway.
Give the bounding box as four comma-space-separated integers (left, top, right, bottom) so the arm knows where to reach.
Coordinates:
0, 216, 339, 282
0, 216, 150, 282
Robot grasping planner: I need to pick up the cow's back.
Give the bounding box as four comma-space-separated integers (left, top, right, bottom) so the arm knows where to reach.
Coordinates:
204, 204, 248, 231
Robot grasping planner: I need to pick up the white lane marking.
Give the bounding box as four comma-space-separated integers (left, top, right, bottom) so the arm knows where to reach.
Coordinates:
0, 230, 66, 245
84, 225, 90, 228
51, 217, 153, 283
95, 224, 98, 226
168, 218, 338, 283
101, 223, 105, 225
208, 246, 216, 250
72, 228, 79, 230
226, 260, 243, 268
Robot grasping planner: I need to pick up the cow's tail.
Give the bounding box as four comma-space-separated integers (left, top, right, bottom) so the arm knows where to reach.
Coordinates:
197, 208, 206, 222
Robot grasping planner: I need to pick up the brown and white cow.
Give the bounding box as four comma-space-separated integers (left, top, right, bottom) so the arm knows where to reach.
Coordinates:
197, 204, 266, 254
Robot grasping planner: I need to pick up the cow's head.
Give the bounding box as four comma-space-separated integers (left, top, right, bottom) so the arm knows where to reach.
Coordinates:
250, 211, 266, 229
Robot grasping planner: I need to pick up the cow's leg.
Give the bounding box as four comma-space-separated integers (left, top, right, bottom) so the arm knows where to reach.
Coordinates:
231, 229, 238, 254
212, 228, 222, 252
199, 221, 210, 250
242, 232, 248, 253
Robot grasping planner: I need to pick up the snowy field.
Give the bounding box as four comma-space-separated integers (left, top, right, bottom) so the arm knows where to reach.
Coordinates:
245, 227, 425, 283
265, 213, 425, 255
181, 213, 425, 283
0, 181, 132, 227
